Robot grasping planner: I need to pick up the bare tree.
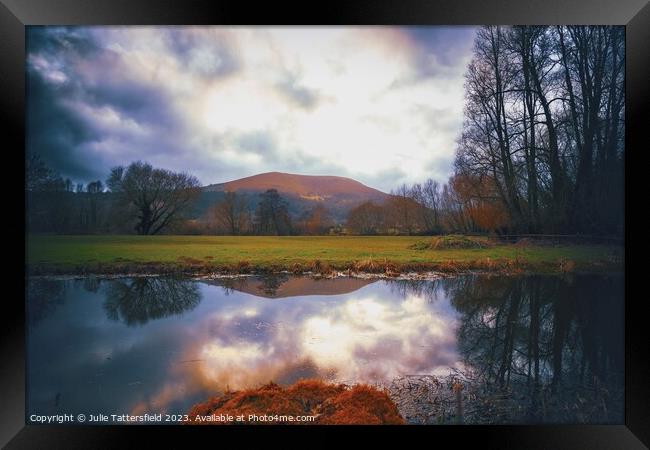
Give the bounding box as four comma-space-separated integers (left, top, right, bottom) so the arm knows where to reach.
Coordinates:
559, 26, 624, 233
454, 25, 624, 235
346, 201, 385, 235
297, 203, 334, 235
213, 191, 251, 235
86, 180, 104, 231
255, 189, 292, 235
411, 179, 443, 234
107, 161, 201, 235
388, 184, 420, 235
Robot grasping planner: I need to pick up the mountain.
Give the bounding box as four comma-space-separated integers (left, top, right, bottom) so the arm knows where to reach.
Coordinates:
204, 172, 389, 203
198, 172, 391, 222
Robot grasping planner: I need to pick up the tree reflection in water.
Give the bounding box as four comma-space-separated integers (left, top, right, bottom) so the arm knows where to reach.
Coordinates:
27, 278, 67, 325
257, 274, 290, 296
214, 277, 251, 296
388, 278, 446, 303
443, 273, 623, 424
209, 274, 292, 297
103, 277, 201, 326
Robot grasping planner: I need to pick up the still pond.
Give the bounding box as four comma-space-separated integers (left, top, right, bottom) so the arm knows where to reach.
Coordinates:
26, 273, 623, 424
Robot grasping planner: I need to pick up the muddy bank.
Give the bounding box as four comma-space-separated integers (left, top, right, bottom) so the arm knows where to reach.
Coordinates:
26, 256, 621, 278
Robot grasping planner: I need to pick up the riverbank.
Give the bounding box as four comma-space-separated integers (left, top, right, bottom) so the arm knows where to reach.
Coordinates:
26, 235, 623, 276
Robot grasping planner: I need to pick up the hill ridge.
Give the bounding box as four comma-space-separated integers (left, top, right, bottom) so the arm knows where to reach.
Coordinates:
199, 171, 391, 222
203, 171, 389, 198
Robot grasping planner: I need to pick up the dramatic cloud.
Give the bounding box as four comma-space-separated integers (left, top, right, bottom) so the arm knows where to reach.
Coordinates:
26, 26, 476, 192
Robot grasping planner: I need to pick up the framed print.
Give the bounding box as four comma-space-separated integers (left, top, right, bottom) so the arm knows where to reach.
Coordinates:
2, 0, 647, 448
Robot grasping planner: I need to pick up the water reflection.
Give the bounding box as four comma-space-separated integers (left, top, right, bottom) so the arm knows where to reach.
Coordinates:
449, 274, 623, 423
196, 285, 458, 387
208, 275, 376, 298
388, 279, 448, 303
26, 278, 66, 326
453, 274, 623, 388
26, 273, 623, 424
104, 277, 201, 326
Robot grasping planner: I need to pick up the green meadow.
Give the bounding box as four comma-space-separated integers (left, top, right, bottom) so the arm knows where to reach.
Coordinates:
27, 235, 623, 275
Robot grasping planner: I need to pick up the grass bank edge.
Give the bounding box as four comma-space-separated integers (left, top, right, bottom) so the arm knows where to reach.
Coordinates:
26, 235, 623, 276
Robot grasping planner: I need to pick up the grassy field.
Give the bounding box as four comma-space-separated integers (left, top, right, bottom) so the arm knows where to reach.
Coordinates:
26, 235, 624, 275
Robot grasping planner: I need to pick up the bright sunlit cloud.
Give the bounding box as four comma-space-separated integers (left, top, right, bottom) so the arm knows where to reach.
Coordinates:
27, 26, 477, 192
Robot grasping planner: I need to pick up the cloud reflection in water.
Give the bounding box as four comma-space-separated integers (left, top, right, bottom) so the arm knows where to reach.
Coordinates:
27, 276, 461, 416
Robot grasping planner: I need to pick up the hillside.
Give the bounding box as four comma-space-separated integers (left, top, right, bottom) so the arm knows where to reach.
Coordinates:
198, 172, 391, 222
205, 172, 387, 199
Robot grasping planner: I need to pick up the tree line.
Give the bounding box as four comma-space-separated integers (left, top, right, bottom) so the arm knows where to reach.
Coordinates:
25, 152, 509, 236
26, 156, 337, 236
24, 153, 512, 236
454, 26, 624, 235
345, 178, 509, 235
207, 190, 336, 236
26, 156, 202, 235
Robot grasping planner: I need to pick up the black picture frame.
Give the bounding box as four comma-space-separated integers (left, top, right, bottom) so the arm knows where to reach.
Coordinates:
3, 0, 646, 448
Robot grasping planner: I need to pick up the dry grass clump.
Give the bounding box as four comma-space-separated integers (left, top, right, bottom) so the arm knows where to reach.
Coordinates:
409, 235, 490, 250
558, 258, 576, 273
316, 384, 405, 425
353, 258, 382, 272
290, 262, 305, 274
235, 260, 251, 273
503, 256, 529, 273
436, 260, 471, 273
187, 380, 404, 425
472, 256, 529, 274
352, 258, 401, 276
514, 237, 533, 247
308, 259, 334, 275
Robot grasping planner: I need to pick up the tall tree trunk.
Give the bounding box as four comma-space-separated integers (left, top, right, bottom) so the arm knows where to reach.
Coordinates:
489, 27, 523, 229
569, 26, 607, 233
521, 28, 540, 232
528, 39, 566, 231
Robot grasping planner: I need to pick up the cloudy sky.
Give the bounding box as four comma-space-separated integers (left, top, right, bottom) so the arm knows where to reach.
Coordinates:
27, 26, 476, 192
